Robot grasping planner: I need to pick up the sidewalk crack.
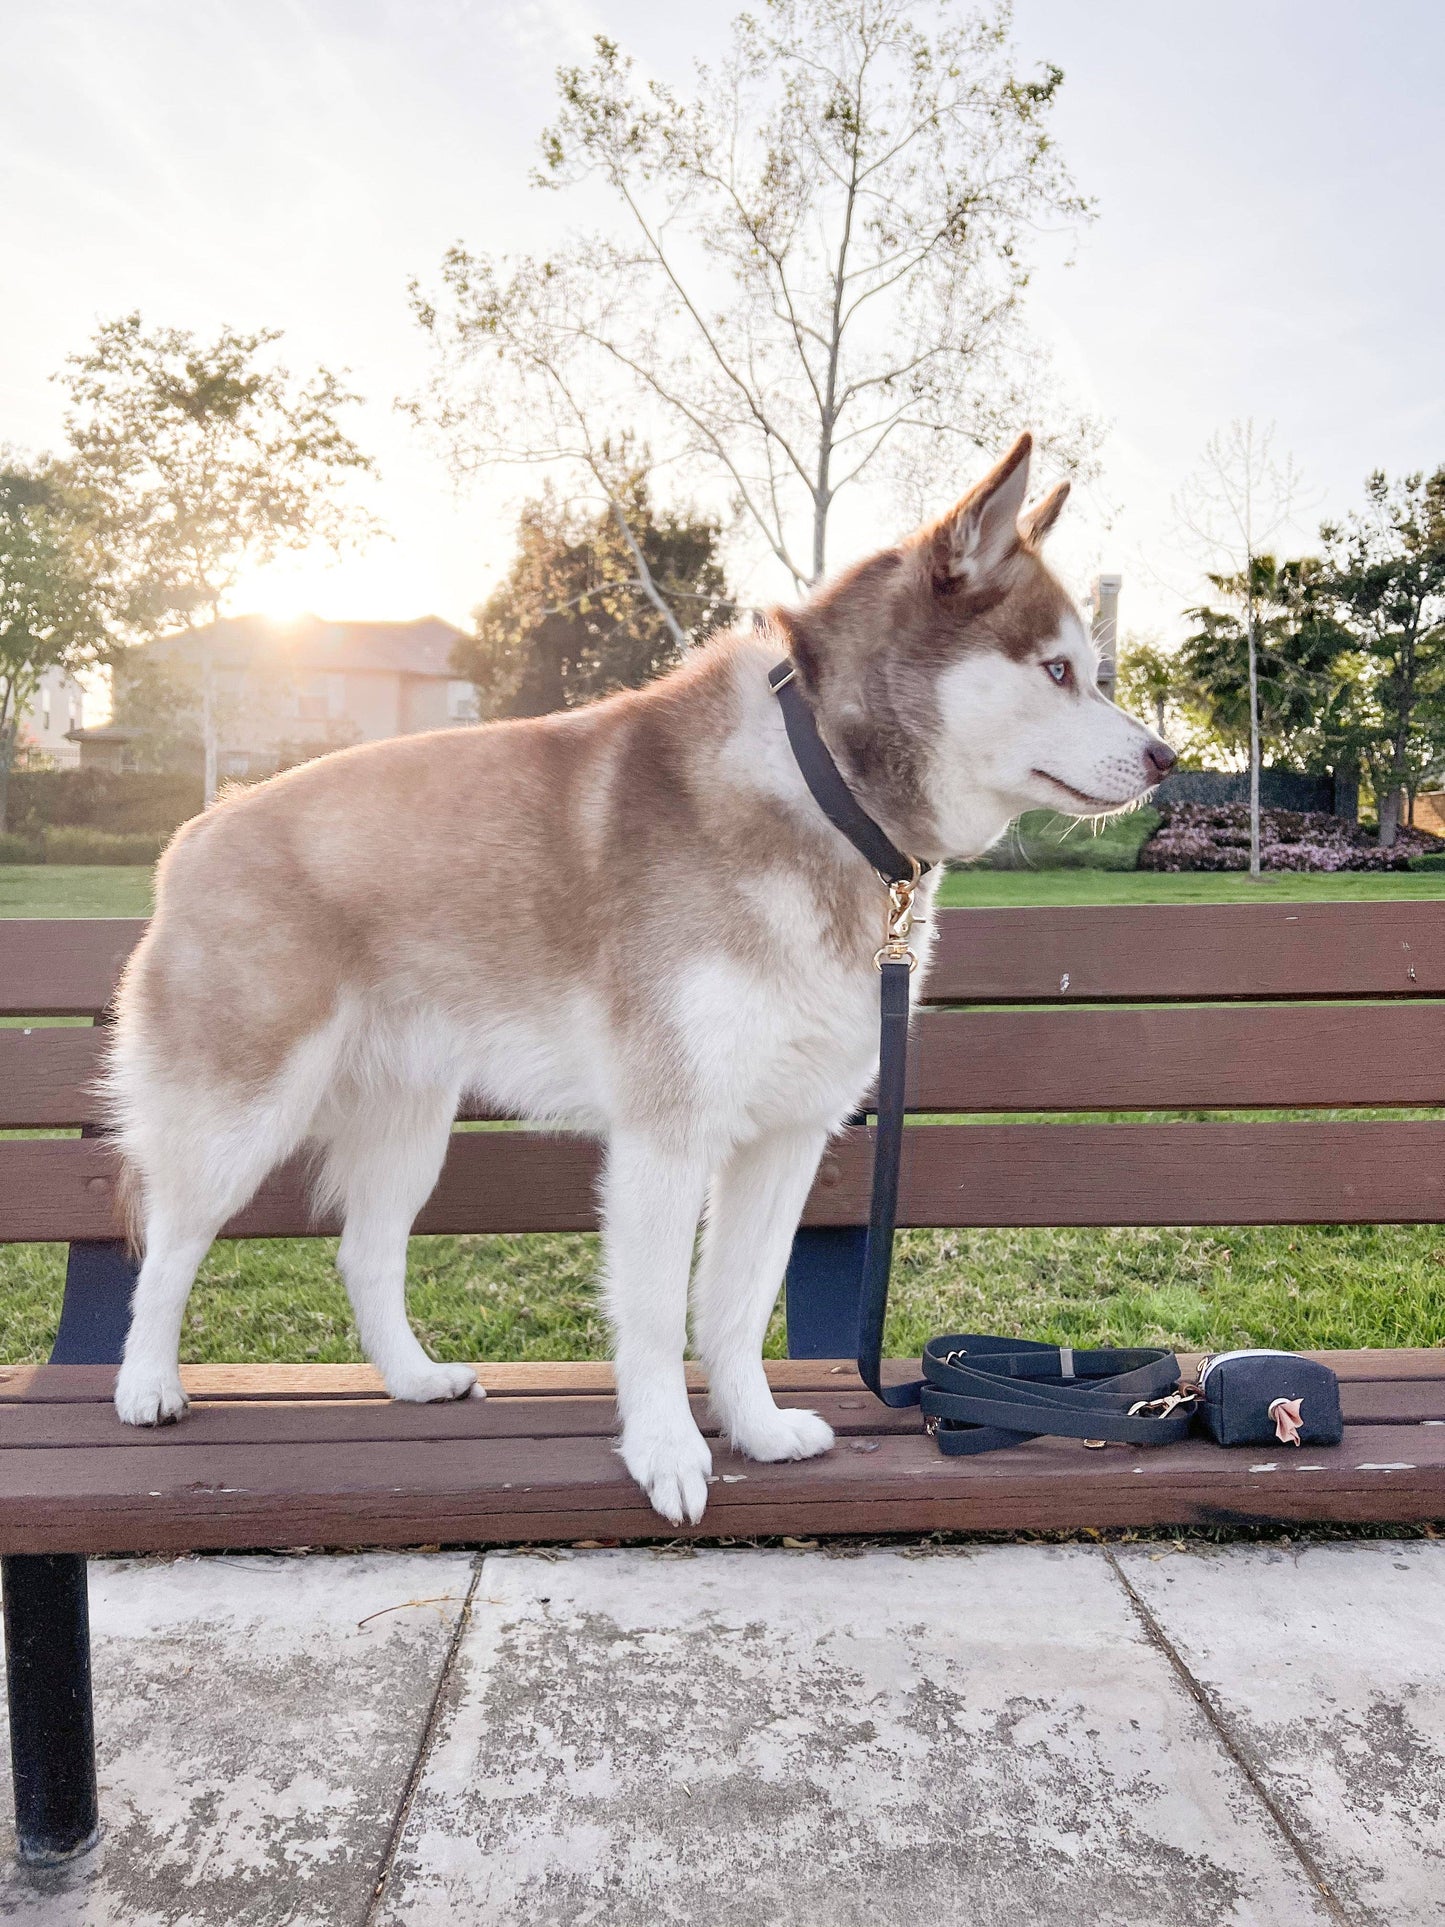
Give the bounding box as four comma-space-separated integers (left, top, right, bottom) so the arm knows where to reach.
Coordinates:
1102, 1548, 1359, 1927
361, 1550, 484, 1926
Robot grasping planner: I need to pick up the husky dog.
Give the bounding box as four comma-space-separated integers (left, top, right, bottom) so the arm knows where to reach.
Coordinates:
107, 434, 1174, 1523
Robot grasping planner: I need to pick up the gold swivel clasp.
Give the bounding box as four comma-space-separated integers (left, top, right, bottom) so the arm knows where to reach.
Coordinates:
874, 857, 922, 971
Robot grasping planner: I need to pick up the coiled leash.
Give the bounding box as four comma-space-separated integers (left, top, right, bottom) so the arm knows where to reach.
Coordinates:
770, 658, 1196, 1455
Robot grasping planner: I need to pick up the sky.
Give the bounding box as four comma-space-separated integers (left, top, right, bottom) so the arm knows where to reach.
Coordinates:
4, 0, 1443, 666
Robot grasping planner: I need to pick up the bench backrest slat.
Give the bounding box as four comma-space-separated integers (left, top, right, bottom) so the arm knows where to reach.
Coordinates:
5, 905, 1443, 1239
6, 1118, 1445, 1242
927, 900, 1445, 1001
6, 902, 1445, 1017
6, 1000, 1444, 1129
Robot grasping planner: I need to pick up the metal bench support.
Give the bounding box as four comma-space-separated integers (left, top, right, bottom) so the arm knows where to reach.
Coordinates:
1, 1230, 135, 1863
1, 1553, 98, 1863
784, 1226, 869, 1359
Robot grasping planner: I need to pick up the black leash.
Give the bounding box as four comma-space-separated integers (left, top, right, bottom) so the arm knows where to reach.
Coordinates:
769, 658, 1193, 1454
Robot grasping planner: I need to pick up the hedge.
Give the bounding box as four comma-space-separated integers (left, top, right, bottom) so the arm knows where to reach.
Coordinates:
4, 770, 203, 837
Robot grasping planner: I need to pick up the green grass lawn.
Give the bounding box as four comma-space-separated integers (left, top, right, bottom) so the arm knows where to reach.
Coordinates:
4, 859, 1443, 918
0, 865, 152, 917
937, 867, 1445, 906
3, 858, 1445, 1367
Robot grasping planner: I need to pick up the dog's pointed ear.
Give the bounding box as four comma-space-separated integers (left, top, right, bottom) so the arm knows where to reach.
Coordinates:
930, 432, 1032, 588
1020, 479, 1070, 549
768, 602, 820, 687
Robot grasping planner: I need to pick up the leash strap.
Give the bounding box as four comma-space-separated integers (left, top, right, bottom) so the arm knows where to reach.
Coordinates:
854, 951, 1191, 1449
768, 657, 1191, 1454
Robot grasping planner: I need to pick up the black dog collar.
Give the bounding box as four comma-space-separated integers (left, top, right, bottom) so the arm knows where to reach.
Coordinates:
767, 661, 930, 887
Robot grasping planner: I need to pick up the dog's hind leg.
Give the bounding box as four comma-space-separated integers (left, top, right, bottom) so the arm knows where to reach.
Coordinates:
115, 1093, 321, 1426
691, 1125, 836, 1465
601, 1130, 712, 1525
322, 1084, 478, 1404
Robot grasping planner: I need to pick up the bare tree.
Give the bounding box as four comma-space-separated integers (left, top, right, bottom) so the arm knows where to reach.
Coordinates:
1174, 421, 1305, 876
411, 0, 1097, 605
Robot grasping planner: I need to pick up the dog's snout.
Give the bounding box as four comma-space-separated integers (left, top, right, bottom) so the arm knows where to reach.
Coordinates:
1144, 740, 1177, 782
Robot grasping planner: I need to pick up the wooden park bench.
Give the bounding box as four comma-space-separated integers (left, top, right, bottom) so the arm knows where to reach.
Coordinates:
2, 902, 1444, 1861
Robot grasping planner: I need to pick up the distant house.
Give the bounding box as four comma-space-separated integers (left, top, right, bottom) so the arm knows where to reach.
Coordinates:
111, 615, 478, 777
13, 665, 89, 767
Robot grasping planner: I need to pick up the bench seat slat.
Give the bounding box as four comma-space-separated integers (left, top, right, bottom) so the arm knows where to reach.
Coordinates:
11, 1001, 1445, 1128
0, 1360, 880, 1402
1, 1352, 1437, 1408
0, 1390, 921, 1449
8, 1119, 1445, 1240
0, 1374, 1435, 1449
0, 1422, 1438, 1556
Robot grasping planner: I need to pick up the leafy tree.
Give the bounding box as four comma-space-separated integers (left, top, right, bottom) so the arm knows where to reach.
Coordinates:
413, 0, 1097, 602
1115, 636, 1181, 741
108, 653, 204, 775
58, 314, 375, 802
1314, 467, 1445, 845
0, 460, 111, 830
461, 474, 734, 719
1178, 556, 1347, 771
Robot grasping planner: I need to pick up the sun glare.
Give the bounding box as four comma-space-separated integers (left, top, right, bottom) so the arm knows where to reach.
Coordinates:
227, 547, 459, 626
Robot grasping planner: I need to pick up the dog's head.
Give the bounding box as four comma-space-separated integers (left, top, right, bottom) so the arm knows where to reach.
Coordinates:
772, 433, 1175, 861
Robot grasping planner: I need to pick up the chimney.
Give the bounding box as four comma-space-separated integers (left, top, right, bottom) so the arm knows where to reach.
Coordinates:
1091, 574, 1121, 699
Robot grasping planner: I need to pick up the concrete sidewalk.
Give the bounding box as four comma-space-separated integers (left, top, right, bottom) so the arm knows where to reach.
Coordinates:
0, 1541, 1440, 1926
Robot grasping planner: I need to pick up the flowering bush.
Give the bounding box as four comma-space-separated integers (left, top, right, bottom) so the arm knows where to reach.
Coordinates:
1139, 803, 1445, 872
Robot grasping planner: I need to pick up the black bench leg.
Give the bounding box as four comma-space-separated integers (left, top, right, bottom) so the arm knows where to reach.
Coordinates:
784, 1226, 869, 1358
1, 1555, 99, 1863
1, 1227, 136, 1863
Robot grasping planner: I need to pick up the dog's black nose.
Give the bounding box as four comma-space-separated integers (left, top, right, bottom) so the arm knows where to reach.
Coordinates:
1144, 741, 1177, 781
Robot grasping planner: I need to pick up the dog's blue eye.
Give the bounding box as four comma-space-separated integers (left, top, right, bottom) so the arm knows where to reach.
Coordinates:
1045, 660, 1069, 684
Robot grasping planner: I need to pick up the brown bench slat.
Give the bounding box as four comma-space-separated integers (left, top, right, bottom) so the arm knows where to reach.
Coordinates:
12, 1001, 1445, 1129
0, 919, 144, 1017
0, 1422, 1438, 1555
905, 1003, 1445, 1113
0, 1360, 879, 1402
0, 1351, 1439, 1406
0, 1373, 1435, 1449
926, 901, 1445, 1002
0, 1027, 102, 1127
7, 903, 1445, 1022
8, 1117, 1445, 1241
0, 1389, 924, 1449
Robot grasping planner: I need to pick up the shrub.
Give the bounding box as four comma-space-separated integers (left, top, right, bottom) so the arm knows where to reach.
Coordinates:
0, 832, 44, 864
1140, 802, 1445, 873
5, 770, 203, 836
42, 826, 168, 865
1409, 851, 1445, 872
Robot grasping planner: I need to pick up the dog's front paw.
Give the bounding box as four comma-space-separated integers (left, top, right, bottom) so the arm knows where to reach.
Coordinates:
619, 1422, 713, 1526
731, 1405, 835, 1464
386, 1362, 482, 1404
115, 1362, 189, 1427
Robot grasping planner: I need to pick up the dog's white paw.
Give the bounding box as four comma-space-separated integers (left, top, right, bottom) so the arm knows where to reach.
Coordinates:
387, 1362, 480, 1404
114, 1363, 189, 1427
620, 1422, 714, 1526
731, 1405, 835, 1464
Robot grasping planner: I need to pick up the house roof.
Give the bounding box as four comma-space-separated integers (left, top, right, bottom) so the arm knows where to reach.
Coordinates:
66, 722, 136, 743
144, 615, 468, 679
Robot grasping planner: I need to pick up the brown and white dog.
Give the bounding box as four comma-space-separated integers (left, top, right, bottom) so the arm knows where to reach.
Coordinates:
107, 433, 1174, 1523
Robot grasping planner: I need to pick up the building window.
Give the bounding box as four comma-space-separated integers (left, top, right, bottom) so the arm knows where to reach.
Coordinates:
447, 680, 479, 724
